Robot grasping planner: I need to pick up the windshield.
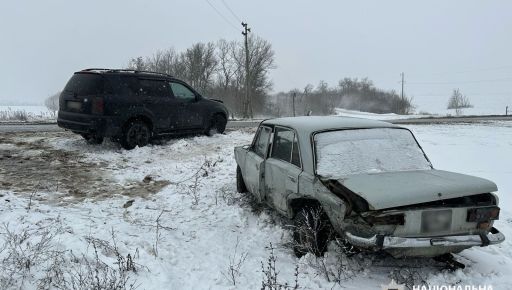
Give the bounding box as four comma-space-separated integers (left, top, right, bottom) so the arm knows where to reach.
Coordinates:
314, 128, 431, 178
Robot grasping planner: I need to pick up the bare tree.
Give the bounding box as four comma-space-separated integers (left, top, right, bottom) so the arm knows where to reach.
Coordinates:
180, 42, 218, 93
447, 88, 473, 115
127, 56, 146, 71
44, 92, 60, 117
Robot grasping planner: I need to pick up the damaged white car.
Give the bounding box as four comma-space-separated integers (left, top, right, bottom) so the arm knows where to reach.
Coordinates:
234, 116, 505, 259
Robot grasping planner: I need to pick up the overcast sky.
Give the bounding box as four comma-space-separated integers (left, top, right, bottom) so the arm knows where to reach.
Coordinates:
1, 0, 511, 109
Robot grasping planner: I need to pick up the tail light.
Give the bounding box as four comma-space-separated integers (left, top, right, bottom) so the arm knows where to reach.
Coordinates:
467, 207, 500, 222
365, 214, 405, 225
91, 97, 104, 115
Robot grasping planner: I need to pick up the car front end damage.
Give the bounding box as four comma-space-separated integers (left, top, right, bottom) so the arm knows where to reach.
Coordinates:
321, 178, 506, 258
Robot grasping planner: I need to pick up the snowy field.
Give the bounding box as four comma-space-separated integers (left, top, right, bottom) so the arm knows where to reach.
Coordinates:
334, 108, 431, 120
0, 105, 55, 122
0, 122, 511, 289
1, 100, 511, 124
413, 94, 512, 116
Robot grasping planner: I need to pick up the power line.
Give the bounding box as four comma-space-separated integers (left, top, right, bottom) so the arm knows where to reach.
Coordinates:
423, 65, 512, 77
413, 92, 512, 97
221, 0, 242, 23
205, 0, 239, 31
407, 77, 512, 85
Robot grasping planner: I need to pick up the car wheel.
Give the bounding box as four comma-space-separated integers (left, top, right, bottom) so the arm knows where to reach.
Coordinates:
81, 133, 104, 145
120, 120, 151, 150
236, 166, 248, 193
292, 207, 332, 258
206, 114, 227, 136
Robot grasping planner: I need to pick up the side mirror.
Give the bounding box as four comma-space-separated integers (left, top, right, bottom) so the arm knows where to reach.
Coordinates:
243, 144, 251, 150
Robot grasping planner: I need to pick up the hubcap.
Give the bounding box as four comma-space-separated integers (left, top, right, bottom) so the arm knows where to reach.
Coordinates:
127, 124, 149, 147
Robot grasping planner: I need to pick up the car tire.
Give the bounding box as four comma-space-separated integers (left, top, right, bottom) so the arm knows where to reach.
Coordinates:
120, 120, 151, 150
206, 114, 227, 136
236, 166, 248, 193
81, 133, 104, 145
292, 207, 332, 258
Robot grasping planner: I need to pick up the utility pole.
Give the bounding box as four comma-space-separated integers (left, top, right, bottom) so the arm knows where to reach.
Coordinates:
242, 22, 251, 118
400, 72, 405, 100
399, 72, 405, 114
292, 92, 296, 117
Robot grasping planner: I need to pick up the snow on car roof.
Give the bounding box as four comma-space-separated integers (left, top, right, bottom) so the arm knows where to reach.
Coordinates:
262, 116, 400, 134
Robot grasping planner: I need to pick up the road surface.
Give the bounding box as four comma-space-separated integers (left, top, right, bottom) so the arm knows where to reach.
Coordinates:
0, 120, 263, 133
1, 116, 511, 133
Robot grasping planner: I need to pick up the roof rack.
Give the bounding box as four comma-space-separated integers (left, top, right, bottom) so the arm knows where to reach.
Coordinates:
81, 68, 173, 78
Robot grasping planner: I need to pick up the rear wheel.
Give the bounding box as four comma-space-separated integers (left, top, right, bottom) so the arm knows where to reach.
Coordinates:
206, 114, 227, 136
292, 207, 332, 258
80, 133, 104, 145
120, 120, 151, 150
236, 166, 248, 193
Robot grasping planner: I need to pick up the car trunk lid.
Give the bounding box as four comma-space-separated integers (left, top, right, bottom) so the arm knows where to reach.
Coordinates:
334, 169, 497, 210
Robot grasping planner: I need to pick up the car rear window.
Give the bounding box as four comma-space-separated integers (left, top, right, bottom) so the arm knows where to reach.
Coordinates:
314, 128, 431, 177
63, 73, 106, 96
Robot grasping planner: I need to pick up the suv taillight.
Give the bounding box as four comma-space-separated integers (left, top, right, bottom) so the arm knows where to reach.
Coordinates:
91, 97, 104, 115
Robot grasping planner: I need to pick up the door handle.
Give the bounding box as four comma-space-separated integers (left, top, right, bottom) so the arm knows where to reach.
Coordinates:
287, 176, 296, 183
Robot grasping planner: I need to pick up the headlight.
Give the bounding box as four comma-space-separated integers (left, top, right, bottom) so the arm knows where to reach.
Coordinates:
421, 209, 452, 233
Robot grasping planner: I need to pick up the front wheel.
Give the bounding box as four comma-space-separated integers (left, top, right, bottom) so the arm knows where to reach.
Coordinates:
120, 120, 151, 150
206, 114, 227, 136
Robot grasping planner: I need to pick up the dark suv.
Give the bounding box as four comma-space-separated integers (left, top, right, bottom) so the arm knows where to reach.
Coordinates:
58, 69, 229, 149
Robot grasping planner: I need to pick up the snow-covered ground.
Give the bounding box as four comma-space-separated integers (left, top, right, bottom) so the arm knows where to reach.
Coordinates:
413, 94, 512, 116
0, 105, 55, 122
334, 108, 432, 120
0, 122, 511, 289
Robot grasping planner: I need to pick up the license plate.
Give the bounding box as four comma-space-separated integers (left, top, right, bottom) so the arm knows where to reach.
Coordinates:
421, 209, 452, 233
67, 101, 82, 110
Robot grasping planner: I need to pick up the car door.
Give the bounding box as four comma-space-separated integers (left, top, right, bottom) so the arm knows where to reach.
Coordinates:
169, 81, 204, 129
244, 125, 272, 202
138, 78, 177, 131
265, 127, 302, 213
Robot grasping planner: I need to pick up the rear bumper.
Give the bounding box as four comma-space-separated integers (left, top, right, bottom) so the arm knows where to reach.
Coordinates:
57, 111, 121, 137
345, 227, 505, 256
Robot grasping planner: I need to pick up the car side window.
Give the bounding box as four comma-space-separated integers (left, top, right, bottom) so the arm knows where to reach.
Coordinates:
253, 126, 271, 157
271, 127, 298, 166
170, 82, 196, 102
138, 79, 169, 97
291, 134, 301, 167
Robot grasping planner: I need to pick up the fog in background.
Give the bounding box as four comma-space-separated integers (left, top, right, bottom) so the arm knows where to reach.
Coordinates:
1, 0, 511, 113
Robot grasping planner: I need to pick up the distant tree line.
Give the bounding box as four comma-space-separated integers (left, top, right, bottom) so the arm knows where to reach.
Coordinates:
127, 36, 275, 118
127, 37, 414, 118
269, 78, 414, 117
45, 91, 60, 117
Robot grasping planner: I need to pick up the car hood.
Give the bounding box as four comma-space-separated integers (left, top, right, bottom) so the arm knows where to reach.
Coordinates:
335, 169, 498, 210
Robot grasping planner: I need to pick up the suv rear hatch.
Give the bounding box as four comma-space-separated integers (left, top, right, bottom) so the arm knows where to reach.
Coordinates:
60, 72, 109, 115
